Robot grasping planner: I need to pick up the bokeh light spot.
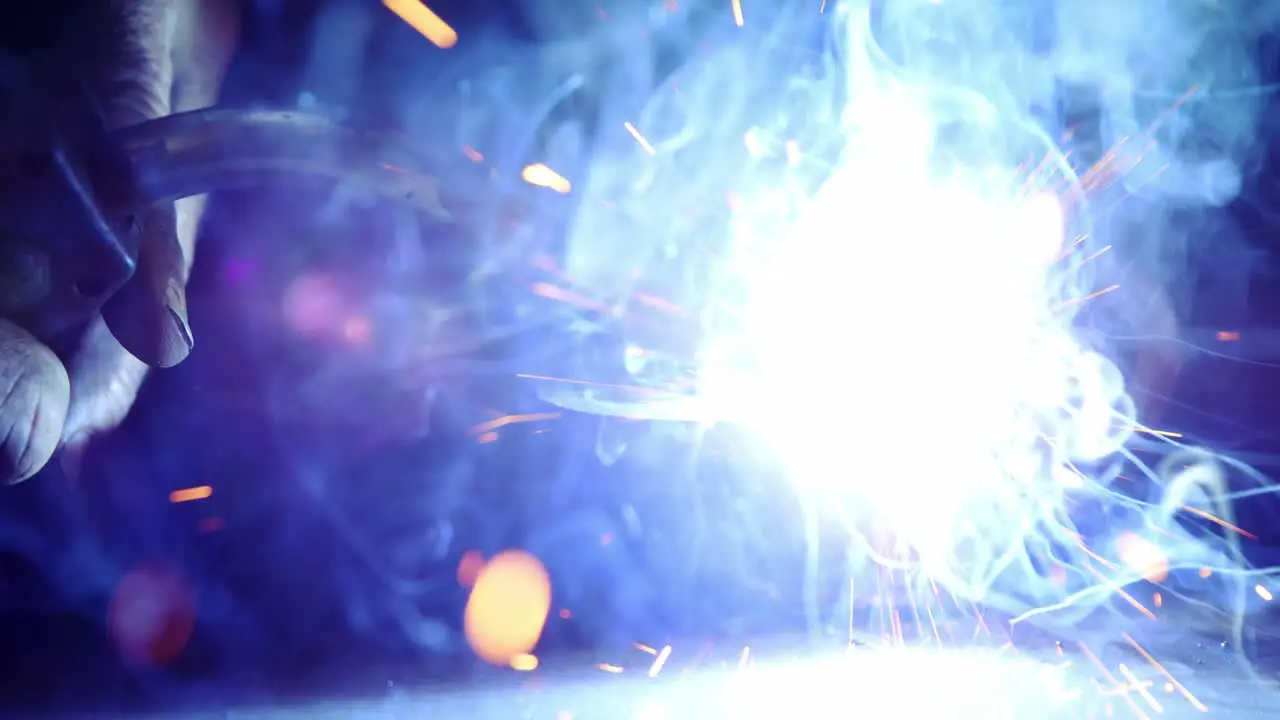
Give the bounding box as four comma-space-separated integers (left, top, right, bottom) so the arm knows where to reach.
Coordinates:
281, 272, 356, 342
457, 549, 485, 587
107, 563, 196, 666
342, 315, 373, 347
464, 550, 552, 665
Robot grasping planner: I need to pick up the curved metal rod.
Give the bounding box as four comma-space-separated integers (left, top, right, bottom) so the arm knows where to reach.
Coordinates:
113, 107, 487, 220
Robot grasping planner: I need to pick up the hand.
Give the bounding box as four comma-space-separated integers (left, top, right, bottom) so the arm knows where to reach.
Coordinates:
0, 0, 238, 483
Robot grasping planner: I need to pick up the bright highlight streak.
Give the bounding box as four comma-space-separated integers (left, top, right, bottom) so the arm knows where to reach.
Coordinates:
624, 122, 657, 156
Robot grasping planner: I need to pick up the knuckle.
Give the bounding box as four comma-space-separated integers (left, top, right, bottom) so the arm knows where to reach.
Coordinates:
0, 331, 69, 482
88, 0, 178, 126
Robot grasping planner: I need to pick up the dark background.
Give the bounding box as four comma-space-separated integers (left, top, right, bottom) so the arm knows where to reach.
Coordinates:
1, 0, 1280, 715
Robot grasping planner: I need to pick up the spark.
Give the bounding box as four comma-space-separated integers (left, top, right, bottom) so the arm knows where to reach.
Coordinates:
1079, 643, 1154, 720
1119, 663, 1165, 713
1122, 632, 1208, 712
470, 412, 563, 436
648, 645, 673, 677
522, 163, 573, 193
169, 486, 213, 503
1177, 505, 1258, 540
531, 281, 613, 313
623, 122, 657, 155
1125, 427, 1183, 438
382, 0, 457, 49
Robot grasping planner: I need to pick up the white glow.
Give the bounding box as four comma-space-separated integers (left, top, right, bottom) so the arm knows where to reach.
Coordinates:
718, 647, 1091, 718
696, 76, 1090, 570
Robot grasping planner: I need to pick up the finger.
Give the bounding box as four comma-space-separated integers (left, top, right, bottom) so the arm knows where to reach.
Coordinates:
93, 0, 238, 368
101, 202, 194, 368
87, 0, 191, 368
62, 317, 149, 448
0, 319, 69, 484
171, 0, 240, 114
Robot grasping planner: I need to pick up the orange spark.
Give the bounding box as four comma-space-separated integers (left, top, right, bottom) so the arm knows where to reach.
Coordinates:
522, 163, 572, 193
1122, 632, 1208, 712
1178, 505, 1257, 540
383, 0, 457, 49
470, 412, 562, 436
531, 282, 612, 313
169, 486, 212, 503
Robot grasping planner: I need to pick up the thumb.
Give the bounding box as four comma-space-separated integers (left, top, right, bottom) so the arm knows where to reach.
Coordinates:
0, 319, 70, 483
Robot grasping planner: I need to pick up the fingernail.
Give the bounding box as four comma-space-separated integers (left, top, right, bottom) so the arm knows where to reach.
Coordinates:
165, 278, 193, 353
168, 305, 193, 352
